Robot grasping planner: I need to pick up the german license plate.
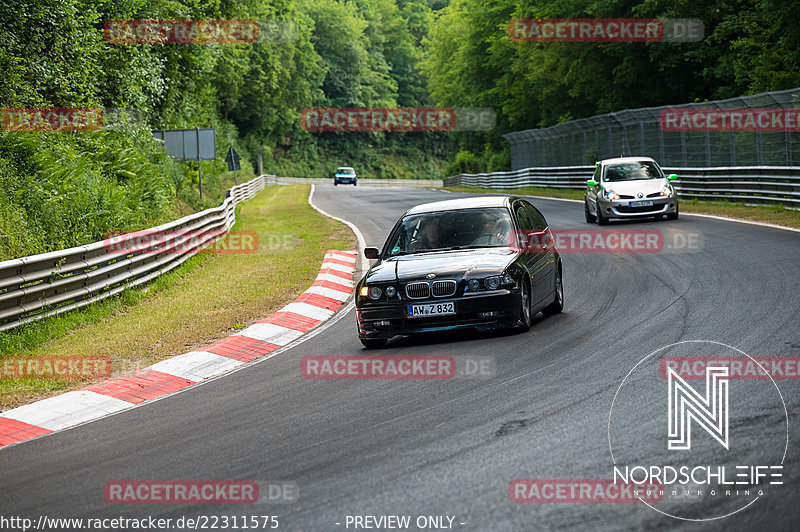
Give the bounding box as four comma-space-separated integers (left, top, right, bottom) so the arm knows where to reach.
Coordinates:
629, 200, 654, 207
408, 302, 455, 318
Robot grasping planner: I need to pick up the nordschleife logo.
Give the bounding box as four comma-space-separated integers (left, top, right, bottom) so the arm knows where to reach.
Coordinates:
608, 340, 788, 521
667, 365, 729, 450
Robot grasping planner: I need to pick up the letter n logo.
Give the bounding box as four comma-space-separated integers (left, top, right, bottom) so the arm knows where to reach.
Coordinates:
668, 366, 729, 450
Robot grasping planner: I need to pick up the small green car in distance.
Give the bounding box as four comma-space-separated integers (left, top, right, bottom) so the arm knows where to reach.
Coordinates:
333, 166, 357, 186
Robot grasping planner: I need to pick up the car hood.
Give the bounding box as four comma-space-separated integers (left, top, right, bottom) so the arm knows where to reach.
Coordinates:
365, 248, 516, 283
603, 178, 666, 195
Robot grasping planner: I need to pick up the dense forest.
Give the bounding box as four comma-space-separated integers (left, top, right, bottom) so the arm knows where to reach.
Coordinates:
1, 0, 798, 258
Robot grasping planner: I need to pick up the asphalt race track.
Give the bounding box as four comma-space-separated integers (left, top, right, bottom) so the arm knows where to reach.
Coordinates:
1, 185, 798, 531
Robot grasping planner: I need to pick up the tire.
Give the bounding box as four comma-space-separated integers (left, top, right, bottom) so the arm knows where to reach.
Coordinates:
543, 264, 564, 316
596, 204, 609, 225
666, 203, 679, 220
360, 338, 387, 349
515, 279, 532, 332
584, 200, 596, 223
353, 181, 357, 186
334, 181, 338, 186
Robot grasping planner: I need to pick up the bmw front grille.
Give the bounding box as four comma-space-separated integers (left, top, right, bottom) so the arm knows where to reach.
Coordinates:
431, 280, 457, 297
405, 281, 430, 299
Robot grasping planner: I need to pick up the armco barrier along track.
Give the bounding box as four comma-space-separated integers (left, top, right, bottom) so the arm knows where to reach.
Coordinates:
444, 166, 800, 208
0, 175, 271, 332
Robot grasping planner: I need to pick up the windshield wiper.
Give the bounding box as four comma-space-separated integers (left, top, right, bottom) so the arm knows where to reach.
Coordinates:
433, 245, 501, 251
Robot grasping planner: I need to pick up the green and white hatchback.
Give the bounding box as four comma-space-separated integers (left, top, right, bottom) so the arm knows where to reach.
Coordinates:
585, 157, 678, 225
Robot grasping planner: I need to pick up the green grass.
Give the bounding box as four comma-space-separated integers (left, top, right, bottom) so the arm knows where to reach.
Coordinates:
442, 186, 800, 229
443, 185, 585, 201
0, 127, 256, 261
673, 198, 800, 229
0, 184, 355, 409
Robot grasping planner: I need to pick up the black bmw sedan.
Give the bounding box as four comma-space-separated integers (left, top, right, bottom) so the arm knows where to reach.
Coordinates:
355, 196, 564, 348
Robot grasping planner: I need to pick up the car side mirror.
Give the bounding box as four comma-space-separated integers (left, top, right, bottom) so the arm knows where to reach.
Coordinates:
667, 174, 677, 181
364, 247, 380, 259
586, 179, 599, 187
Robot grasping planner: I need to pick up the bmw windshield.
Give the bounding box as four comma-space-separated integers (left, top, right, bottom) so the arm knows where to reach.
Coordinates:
384, 208, 513, 255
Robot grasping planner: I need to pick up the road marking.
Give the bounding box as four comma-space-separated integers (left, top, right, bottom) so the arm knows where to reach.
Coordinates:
81, 370, 194, 404
2, 391, 133, 431
306, 285, 351, 302
149, 351, 243, 381
681, 212, 800, 233
320, 261, 354, 273
315, 273, 354, 286
309, 184, 368, 276
236, 322, 305, 346
281, 301, 336, 321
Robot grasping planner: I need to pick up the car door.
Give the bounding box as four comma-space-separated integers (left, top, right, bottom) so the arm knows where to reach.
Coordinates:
512, 200, 551, 305
522, 201, 556, 305
587, 165, 602, 212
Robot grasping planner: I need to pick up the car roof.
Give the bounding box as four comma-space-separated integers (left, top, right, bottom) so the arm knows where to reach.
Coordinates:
336, 166, 354, 170
404, 196, 513, 215
599, 156, 657, 165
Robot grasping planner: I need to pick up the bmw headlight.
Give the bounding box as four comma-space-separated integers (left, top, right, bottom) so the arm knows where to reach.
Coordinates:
368, 286, 383, 300
471, 275, 516, 292
385, 285, 397, 298
484, 276, 502, 290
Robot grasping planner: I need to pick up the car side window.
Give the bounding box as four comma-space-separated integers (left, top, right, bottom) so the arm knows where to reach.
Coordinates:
525, 203, 548, 231
514, 202, 534, 231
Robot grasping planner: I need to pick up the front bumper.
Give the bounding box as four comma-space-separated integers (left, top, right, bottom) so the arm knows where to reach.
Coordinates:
356, 289, 523, 340
334, 177, 357, 184
597, 196, 678, 218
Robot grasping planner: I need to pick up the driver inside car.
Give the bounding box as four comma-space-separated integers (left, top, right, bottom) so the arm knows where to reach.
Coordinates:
409, 219, 443, 251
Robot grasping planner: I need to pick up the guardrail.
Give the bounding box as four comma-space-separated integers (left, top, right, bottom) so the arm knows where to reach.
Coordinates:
0, 175, 270, 332
264, 176, 444, 188
443, 166, 800, 207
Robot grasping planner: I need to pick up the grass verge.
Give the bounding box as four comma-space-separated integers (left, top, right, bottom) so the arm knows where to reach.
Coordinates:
0, 184, 355, 410
442, 186, 800, 230
443, 185, 585, 201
